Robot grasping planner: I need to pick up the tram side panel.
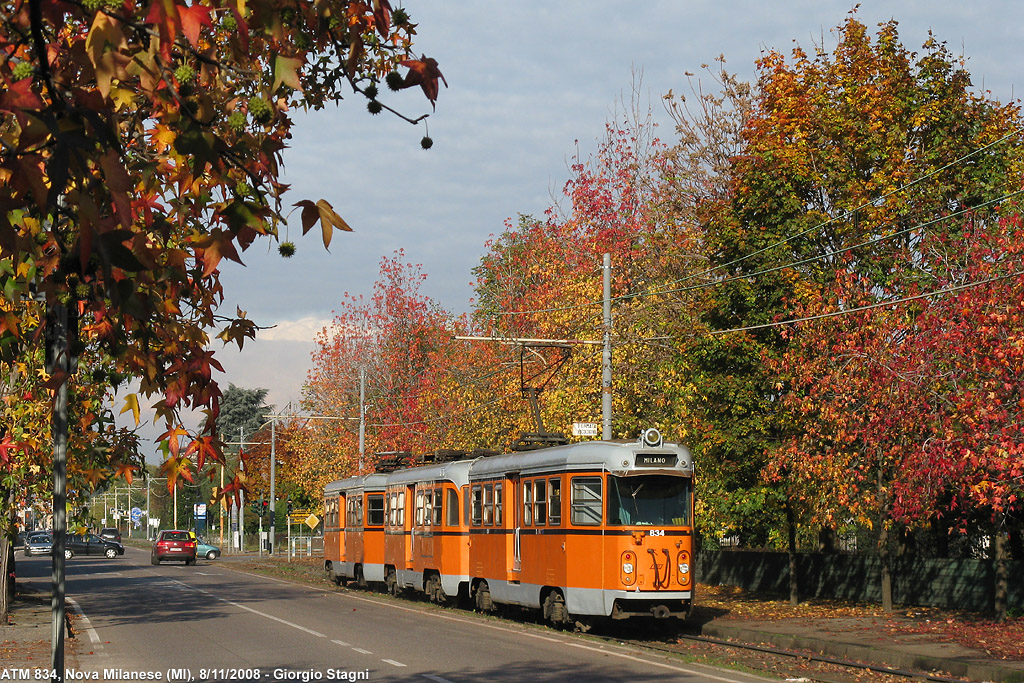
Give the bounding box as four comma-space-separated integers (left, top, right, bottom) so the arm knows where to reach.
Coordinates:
466, 477, 510, 606
323, 490, 344, 581
410, 481, 470, 600
517, 473, 570, 612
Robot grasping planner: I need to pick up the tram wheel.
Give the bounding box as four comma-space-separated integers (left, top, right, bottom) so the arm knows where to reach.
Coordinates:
543, 590, 568, 625
474, 580, 493, 612
426, 573, 445, 603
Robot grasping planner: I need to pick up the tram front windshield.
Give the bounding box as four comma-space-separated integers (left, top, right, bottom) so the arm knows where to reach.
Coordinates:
607, 475, 691, 526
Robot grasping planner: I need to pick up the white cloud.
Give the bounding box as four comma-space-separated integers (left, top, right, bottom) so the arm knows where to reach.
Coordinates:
256, 315, 334, 342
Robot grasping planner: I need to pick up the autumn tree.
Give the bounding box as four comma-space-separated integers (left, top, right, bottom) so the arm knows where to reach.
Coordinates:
1, 0, 444, 493
675, 14, 1024, 553
471, 105, 706, 446
292, 252, 463, 499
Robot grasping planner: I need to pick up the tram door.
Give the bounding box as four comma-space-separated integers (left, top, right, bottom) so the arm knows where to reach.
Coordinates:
507, 473, 522, 577
336, 493, 346, 563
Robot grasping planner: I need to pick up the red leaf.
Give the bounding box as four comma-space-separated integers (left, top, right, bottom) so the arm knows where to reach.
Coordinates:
0, 78, 44, 113
398, 55, 447, 107
178, 4, 213, 48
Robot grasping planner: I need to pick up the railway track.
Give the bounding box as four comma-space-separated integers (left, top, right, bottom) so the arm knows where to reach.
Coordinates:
602, 627, 973, 683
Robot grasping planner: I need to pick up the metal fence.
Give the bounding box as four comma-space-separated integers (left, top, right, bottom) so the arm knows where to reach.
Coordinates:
698, 549, 1023, 613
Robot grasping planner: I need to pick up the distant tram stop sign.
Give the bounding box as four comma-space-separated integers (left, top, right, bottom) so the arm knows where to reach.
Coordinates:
572, 422, 600, 438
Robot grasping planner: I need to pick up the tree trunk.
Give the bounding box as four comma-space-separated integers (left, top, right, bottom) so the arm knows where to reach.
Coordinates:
818, 526, 837, 553
994, 522, 1008, 622
0, 489, 12, 623
879, 524, 893, 612
785, 499, 799, 606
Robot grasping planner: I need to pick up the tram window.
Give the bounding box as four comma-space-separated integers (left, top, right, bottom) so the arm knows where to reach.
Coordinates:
494, 483, 503, 525
533, 479, 547, 525
387, 491, 397, 526
470, 485, 482, 526
484, 484, 495, 525
397, 490, 406, 526
549, 478, 562, 526
523, 482, 533, 526
607, 475, 692, 526
367, 494, 384, 526
433, 489, 444, 526
446, 488, 459, 526
571, 477, 603, 526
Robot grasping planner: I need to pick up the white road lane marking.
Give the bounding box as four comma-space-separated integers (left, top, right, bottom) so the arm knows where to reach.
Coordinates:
171, 580, 327, 638
381, 660, 406, 667
66, 597, 101, 645
351, 648, 372, 655
332, 639, 351, 646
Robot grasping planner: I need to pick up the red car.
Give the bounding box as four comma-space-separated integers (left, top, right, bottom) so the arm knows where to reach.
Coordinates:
151, 530, 197, 565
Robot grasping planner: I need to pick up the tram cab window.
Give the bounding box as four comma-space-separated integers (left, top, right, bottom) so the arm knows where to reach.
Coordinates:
533, 479, 547, 525
446, 488, 459, 526
470, 485, 482, 526
548, 478, 562, 526
433, 489, 444, 526
607, 475, 692, 526
570, 477, 603, 526
367, 494, 384, 526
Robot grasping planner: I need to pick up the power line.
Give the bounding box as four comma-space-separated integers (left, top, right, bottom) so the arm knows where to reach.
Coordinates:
485, 126, 1024, 318
709, 268, 1024, 336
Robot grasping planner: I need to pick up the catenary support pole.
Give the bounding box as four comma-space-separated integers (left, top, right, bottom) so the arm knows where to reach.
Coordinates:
602, 253, 613, 441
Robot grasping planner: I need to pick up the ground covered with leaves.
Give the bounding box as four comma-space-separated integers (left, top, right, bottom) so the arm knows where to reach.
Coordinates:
696, 583, 1024, 661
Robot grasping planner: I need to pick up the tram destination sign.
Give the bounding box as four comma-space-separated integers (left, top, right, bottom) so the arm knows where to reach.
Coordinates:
635, 454, 677, 467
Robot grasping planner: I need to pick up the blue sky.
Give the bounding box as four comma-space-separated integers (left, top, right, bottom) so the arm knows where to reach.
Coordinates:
133, 1, 1024, 454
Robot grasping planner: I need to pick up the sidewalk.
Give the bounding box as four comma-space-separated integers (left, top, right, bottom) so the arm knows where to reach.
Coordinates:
1, 587, 80, 667
691, 583, 1024, 683
702, 615, 1024, 683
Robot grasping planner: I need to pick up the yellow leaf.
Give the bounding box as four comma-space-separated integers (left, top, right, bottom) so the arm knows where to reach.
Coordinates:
120, 393, 141, 426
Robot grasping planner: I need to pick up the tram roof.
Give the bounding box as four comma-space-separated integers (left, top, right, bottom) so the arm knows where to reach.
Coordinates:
324, 472, 389, 495
468, 439, 692, 479
385, 459, 474, 487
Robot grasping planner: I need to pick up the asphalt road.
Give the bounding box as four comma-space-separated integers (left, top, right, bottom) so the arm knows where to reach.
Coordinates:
16, 548, 774, 683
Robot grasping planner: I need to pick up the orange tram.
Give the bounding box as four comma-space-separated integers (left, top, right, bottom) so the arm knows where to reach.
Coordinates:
323, 428, 694, 625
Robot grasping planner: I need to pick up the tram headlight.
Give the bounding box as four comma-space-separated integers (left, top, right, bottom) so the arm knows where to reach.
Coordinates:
676, 550, 691, 585
620, 551, 637, 586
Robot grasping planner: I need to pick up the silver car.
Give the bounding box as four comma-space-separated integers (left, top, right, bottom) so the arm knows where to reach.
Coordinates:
24, 531, 53, 557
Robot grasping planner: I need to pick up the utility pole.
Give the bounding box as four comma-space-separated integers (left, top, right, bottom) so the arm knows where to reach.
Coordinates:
602, 253, 613, 440
358, 367, 366, 471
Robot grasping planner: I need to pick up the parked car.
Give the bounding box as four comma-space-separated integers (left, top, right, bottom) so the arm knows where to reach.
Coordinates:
65, 533, 124, 559
24, 531, 53, 557
195, 538, 221, 560
99, 527, 122, 543
151, 530, 197, 565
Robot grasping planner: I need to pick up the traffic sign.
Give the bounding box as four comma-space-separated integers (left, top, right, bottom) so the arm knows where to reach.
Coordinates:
572, 422, 599, 437
130, 507, 143, 523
